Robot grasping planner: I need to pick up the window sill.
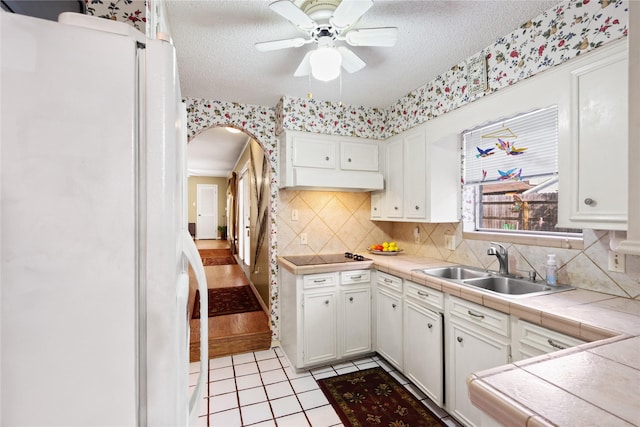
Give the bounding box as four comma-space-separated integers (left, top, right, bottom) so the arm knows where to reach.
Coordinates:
462, 230, 584, 250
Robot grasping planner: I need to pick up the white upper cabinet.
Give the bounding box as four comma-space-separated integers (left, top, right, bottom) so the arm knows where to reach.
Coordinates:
291, 134, 336, 169
340, 141, 379, 171
375, 125, 460, 223
278, 131, 383, 191
560, 45, 628, 230
404, 129, 427, 219
384, 136, 404, 218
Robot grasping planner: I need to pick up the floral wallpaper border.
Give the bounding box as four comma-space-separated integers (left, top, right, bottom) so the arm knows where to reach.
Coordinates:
278, 0, 628, 139
85, 0, 147, 32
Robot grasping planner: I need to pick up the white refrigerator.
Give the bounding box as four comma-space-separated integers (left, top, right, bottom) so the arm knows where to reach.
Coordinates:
1, 11, 209, 426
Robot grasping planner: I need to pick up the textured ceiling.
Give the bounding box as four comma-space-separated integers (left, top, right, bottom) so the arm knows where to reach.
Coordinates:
167, 0, 560, 176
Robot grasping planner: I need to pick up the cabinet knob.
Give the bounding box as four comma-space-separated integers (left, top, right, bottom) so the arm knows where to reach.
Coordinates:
373, 207, 378, 211
394, 206, 399, 210
325, 156, 330, 161
415, 206, 419, 210
349, 296, 354, 302
457, 336, 463, 343
348, 158, 352, 162
427, 323, 433, 329
584, 198, 595, 206
324, 300, 330, 305
392, 303, 397, 309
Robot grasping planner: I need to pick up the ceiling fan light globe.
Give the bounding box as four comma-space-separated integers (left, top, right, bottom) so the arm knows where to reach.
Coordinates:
310, 47, 342, 81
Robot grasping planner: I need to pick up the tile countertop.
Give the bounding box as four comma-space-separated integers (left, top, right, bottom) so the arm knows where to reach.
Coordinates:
278, 253, 640, 426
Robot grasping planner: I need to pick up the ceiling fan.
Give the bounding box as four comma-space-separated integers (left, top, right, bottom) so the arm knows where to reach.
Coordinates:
256, 0, 398, 81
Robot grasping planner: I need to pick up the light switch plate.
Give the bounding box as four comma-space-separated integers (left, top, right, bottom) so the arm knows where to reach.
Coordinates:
291, 209, 299, 221
608, 250, 625, 273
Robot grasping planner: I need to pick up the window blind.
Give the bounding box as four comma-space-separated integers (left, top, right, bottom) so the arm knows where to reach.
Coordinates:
462, 106, 558, 185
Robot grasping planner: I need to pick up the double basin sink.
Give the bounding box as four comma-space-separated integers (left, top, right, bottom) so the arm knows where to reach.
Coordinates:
417, 266, 573, 298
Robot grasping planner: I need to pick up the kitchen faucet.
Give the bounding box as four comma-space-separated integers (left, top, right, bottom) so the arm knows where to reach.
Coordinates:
487, 242, 509, 276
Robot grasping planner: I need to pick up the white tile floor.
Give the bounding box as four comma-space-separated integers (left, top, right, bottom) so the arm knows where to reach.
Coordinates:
189, 348, 464, 427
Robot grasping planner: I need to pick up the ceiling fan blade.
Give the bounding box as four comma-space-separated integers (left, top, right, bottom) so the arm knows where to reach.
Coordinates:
269, 0, 316, 31
294, 51, 313, 77
330, 0, 373, 29
337, 46, 366, 74
344, 27, 398, 47
255, 37, 309, 52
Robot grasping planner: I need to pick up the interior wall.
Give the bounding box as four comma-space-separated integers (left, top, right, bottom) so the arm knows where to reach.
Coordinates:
187, 176, 227, 236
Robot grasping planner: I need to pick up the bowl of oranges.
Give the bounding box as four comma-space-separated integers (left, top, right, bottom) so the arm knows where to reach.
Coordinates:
367, 241, 402, 255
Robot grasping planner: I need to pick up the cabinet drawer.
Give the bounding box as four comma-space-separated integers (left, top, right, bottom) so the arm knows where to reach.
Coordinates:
405, 281, 444, 311
376, 271, 402, 293
341, 269, 371, 285
303, 272, 339, 289
518, 320, 586, 353
449, 297, 509, 338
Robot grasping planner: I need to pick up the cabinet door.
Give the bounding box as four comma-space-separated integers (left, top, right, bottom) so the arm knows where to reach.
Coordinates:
376, 288, 403, 369
341, 287, 371, 357
384, 137, 404, 218
303, 291, 337, 365
341, 141, 379, 171
292, 135, 336, 169
403, 301, 443, 405
564, 51, 628, 229
370, 191, 382, 218
404, 130, 427, 219
448, 322, 510, 427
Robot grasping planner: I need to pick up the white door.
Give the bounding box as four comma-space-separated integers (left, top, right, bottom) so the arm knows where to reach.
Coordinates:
303, 290, 337, 365
196, 184, 217, 239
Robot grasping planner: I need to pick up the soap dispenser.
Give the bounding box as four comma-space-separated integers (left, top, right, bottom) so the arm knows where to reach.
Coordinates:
546, 254, 557, 286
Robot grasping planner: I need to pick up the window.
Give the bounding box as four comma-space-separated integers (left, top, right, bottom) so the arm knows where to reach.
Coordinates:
462, 106, 581, 242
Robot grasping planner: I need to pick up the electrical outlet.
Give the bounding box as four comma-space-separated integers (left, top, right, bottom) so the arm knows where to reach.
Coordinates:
291, 209, 299, 221
300, 233, 308, 245
414, 226, 421, 244
445, 234, 456, 251
608, 250, 625, 273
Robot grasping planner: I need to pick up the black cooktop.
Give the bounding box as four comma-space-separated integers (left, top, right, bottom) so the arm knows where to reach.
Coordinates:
283, 252, 371, 266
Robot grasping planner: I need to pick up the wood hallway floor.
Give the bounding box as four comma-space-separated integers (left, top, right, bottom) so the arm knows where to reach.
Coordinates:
189, 239, 271, 362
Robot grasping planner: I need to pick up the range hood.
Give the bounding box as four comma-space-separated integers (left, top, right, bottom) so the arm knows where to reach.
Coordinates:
286, 168, 384, 192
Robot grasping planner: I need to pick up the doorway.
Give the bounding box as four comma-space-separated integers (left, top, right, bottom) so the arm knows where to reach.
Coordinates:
196, 184, 217, 239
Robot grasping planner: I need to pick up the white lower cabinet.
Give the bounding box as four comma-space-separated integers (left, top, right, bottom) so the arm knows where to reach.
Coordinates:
375, 271, 403, 370
280, 268, 372, 370
340, 272, 372, 358
447, 297, 511, 427
302, 289, 338, 366
513, 319, 586, 361
403, 281, 444, 406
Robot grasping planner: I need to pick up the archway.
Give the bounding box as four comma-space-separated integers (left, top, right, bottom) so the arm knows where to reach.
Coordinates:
184, 98, 280, 344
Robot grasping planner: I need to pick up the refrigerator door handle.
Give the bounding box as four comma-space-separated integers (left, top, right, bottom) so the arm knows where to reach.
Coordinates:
182, 231, 209, 425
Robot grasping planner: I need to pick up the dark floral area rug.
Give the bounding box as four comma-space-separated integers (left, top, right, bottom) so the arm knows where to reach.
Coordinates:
192, 286, 262, 319
318, 367, 446, 427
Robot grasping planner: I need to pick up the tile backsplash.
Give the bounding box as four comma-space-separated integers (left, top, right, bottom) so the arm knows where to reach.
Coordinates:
279, 191, 639, 300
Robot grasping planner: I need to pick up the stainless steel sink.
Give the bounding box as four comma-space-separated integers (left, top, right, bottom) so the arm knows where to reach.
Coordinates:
462, 276, 573, 296
418, 266, 490, 280
416, 265, 574, 297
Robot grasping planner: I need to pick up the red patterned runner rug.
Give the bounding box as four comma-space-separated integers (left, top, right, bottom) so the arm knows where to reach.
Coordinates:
192, 286, 262, 318
317, 367, 446, 427
198, 248, 236, 266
